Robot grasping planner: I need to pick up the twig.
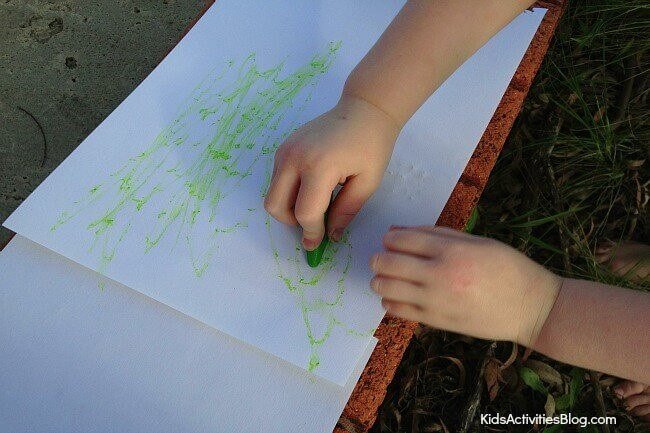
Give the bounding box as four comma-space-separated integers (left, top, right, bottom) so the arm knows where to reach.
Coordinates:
589, 371, 611, 433
458, 342, 497, 433
17, 106, 47, 167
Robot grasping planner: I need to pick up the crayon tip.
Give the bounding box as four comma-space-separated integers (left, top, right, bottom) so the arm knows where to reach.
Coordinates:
306, 236, 329, 267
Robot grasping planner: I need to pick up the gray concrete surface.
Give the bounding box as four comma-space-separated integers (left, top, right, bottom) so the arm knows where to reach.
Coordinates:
0, 0, 205, 245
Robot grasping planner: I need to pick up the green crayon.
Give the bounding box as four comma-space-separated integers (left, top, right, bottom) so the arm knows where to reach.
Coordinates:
305, 201, 331, 267
306, 235, 329, 267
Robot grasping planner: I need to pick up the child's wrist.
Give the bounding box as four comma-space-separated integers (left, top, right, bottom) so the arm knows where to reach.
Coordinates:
516, 272, 563, 348
338, 90, 405, 135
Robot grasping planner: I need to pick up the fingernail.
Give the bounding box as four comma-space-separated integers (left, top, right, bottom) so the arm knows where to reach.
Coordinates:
302, 237, 319, 251
389, 225, 407, 231
330, 228, 343, 242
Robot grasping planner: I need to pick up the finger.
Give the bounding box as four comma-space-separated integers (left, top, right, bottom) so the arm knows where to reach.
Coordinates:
370, 251, 431, 284
625, 393, 650, 410
264, 166, 300, 225
383, 227, 471, 258
370, 276, 423, 304
595, 240, 616, 254
594, 252, 610, 264
382, 229, 443, 258
614, 381, 647, 399
390, 225, 469, 239
327, 175, 376, 242
294, 173, 337, 250
381, 299, 422, 322
630, 404, 650, 418
595, 245, 613, 255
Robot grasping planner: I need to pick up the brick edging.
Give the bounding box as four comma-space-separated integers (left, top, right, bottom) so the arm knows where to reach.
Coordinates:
336, 1, 567, 431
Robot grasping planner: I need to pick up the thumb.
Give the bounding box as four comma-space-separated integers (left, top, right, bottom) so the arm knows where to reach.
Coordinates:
327, 175, 376, 241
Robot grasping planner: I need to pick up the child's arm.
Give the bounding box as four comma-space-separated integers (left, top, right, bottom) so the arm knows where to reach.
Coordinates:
265, 0, 535, 250
534, 278, 650, 383
371, 226, 650, 384
343, 0, 534, 127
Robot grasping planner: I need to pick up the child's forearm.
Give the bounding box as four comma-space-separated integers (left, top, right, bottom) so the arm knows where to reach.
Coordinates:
533, 278, 650, 383
343, 0, 535, 128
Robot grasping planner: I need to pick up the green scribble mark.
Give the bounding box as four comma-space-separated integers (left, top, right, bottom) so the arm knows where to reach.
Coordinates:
51, 41, 369, 373
52, 42, 341, 279
51, 184, 105, 232
264, 207, 373, 373
307, 352, 320, 372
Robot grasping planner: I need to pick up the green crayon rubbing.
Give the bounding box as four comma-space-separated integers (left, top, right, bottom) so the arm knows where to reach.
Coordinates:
52, 44, 339, 271
263, 163, 374, 372
52, 41, 372, 372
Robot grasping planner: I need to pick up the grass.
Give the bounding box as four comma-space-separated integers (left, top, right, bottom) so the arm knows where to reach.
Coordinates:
372, 1, 648, 432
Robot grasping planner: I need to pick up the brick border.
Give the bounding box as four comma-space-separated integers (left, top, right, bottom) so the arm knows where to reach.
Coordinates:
336, 2, 567, 430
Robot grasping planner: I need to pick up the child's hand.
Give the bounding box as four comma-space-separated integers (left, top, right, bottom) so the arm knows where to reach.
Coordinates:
370, 226, 562, 347
264, 94, 400, 250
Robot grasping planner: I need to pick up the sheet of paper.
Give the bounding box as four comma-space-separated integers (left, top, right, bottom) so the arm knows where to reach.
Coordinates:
0, 235, 376, 433
4, 0, 545, 385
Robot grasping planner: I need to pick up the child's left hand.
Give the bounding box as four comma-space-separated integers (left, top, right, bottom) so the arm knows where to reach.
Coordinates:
370, 226, 562, 347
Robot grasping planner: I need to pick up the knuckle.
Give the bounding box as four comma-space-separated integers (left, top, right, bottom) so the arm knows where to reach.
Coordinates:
302, 231, 321, 241
294, 208, 320, 227
285, 146, 303, 163
275, 143, 292, 161
278, 213, 298, 226
264, 198, 296, 226
300, 156, 327, 173
421, 261, 438, 281
334, 201, 362, 218
277, 141, 304, 165
442, 239, 464, 256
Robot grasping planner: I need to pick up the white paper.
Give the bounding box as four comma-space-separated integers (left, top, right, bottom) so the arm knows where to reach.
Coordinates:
0, 235, 376, 433
4, 0, 545, 385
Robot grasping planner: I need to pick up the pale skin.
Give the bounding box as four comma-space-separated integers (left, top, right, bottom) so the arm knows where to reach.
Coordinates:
264, 0, 650, 412
371, 226, 650, 387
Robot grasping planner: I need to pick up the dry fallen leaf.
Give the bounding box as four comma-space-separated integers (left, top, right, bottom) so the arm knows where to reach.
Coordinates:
485, 358, 503, 401
545, 393, 556, 417
627, 159, 645, 170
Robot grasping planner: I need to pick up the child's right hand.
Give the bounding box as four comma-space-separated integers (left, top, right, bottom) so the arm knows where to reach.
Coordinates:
264, 93, 401, 250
